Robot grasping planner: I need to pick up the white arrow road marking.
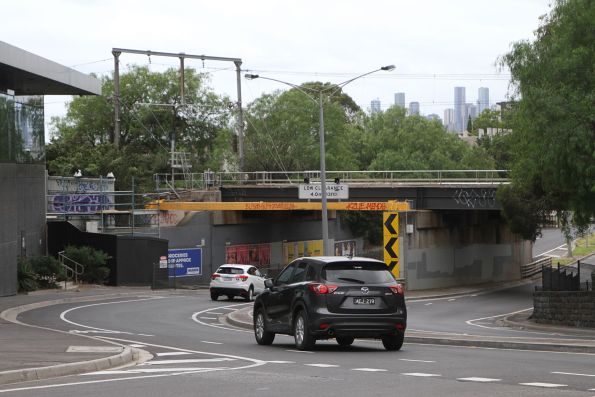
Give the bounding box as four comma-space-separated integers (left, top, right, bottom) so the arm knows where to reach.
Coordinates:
305, 364, 339, 368
519, 382, 567, 388
401, 373, 441, 377
352, 368, 387, 372
285, 349, 315, 354
399, 359, 436, 363
192, 303, 253, 333
265, 361, 295, 364
552, 371, 595, 377
201, 341, 223, 345
155, 352, 192, 357
457, 377, 501, 382
140, 358, 235, 365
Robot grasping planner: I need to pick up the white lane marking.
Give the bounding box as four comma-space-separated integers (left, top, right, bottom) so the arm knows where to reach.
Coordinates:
352, 368, 387, 372
140, 358, 234, 365
129, 344, 146, 348
285, 349, 315, 354
199, 317, 218, 320
457, 377, 501, 382
399, 359, 436, 363
305, 364, 339, 368
519, 382, 567, 388
60, 297, 162, 334
201, 341, 223, 345
155, 352, 192, 357
424, 303, 433, 306
552, 371, 595, 377
401, 373, 441, 377
537, 243, 567, 257
448, 299, 456, 302
265, 361, 295, 364
85, 367, 225, 375
137, 333, 154, 337
466, 308, 536, 331
192, 303, 253, 333
208, 312, 225, 315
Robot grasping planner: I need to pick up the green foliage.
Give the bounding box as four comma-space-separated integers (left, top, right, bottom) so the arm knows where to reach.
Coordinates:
342, 212, 383, 246
17, 257, 38, 292
64, 246, 110, 284
28, 255, 64, 288
499, 0, 595, 240
47, 66, 235, 191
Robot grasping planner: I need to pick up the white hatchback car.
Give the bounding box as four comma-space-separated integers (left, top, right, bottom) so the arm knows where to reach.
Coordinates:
209, 264, 266, 301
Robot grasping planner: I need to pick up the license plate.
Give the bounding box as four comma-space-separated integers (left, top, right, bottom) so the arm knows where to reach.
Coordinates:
353, 297, 375, 305
222, 276, 232, 281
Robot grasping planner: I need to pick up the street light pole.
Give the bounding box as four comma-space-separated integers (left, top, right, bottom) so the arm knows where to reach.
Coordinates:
245, 65, 395, 255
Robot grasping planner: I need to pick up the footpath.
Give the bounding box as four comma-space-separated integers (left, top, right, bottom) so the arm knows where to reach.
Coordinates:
2, 282, 595, 386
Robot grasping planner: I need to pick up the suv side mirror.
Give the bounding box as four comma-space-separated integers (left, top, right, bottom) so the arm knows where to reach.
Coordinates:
264, 278, 274, 290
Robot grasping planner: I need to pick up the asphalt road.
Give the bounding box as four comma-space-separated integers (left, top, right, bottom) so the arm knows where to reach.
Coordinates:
2, 289, 594, 397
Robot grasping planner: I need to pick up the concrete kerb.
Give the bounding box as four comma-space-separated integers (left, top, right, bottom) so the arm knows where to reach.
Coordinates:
0, 292, 154, 386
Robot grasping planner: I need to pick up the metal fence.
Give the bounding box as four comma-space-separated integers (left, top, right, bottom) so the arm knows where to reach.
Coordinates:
538, 260, 591, 291
154, 169, 509, 191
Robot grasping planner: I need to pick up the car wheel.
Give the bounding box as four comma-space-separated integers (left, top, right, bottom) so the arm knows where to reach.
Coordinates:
336, 336, 355, 346
226, 295, 234, 301
245, 286, 254, 302
254, 308, 275, 345
382, 332, 404, 351
294, 311, 315, 350
210, 292, 218, 301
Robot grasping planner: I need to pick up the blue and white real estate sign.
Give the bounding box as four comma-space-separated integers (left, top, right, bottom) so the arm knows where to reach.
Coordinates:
168, 248, 202, 277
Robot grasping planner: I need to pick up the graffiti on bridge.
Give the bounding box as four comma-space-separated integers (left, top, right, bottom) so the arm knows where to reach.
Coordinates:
452, 188, 496, 209
52, 194, 113, 213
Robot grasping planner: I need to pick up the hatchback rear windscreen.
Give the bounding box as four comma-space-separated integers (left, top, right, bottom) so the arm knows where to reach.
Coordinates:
322, 262, 394, 284
217, 267, 244, 274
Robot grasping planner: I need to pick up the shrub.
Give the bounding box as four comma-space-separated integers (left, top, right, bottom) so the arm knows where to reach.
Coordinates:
17, 257, 38, 292
63, 245, 110, 284
29, 255, 64, 288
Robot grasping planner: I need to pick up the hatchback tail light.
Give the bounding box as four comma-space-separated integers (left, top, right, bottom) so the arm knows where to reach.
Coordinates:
211, 273, 220, 280
236, 275, 249, 281
389, 283, 405, 296
308, 283, 338, 294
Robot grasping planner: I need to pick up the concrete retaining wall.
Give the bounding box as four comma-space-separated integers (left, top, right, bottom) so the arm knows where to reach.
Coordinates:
533, 291, 595, 328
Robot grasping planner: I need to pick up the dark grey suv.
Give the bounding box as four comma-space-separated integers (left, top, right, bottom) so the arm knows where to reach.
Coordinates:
253, 256, 407, 351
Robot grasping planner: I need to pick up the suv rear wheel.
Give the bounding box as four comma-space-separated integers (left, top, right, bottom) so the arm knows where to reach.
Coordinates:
210, 292, 218, 301
254, 308, 275, 345
294, 311, 315, 350
381, 332, 404, 351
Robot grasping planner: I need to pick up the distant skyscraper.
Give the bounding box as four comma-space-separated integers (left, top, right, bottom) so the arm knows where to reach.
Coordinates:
394, 92, 405, 108
466, 103, 478, 120
477, 87, 490, 114
444, 108, 456, 132
454, 87, 466, 132
408, 101, 420, 115
426, 114, 442, 123
370, 98, 381, 114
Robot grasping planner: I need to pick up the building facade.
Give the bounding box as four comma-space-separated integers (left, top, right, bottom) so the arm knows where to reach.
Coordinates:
370, 98, 381, 113
477, 87, 490, 115
454, 87, 466, 132
394, 92, 405, 108
408, 101, 420, 116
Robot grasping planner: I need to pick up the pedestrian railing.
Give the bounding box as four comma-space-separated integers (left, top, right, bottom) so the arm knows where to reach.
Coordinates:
58, 251, 84, 287
521, 257, 551, 278
537, 260, 591, 291
154, 169, 509, 191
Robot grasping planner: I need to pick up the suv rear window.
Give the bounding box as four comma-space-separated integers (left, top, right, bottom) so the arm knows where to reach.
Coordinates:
216, 267, 244, 275
322, 262, 394, 284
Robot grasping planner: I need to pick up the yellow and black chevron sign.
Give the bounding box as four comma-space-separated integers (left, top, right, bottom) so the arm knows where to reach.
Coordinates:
383, 212, 400, 278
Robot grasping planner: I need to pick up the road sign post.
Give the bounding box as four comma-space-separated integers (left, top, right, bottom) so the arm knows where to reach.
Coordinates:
383, 212, 400, 278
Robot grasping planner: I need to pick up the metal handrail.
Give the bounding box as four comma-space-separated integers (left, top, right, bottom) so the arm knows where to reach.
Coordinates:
521, 256, 552, 278
154, 169, 509, 191
58, 251, 85, 285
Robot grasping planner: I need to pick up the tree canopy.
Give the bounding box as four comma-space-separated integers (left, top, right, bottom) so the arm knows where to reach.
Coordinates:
498, 0, 595, 240
47, 66, 236, 191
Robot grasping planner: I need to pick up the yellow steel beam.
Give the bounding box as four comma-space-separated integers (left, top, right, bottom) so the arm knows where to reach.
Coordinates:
146, 200, 410, 211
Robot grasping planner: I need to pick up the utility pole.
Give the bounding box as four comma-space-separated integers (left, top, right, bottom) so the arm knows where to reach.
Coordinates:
112, 50, 121, 147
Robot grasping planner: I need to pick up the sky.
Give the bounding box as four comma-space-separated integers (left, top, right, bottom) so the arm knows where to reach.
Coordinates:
3, 0, 550, 138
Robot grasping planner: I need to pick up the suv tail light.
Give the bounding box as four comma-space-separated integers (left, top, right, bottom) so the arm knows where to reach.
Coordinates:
236, 275, 249, 281
389, 284, 405, 296
308, 283, 338, 294
211, 273, 220, 280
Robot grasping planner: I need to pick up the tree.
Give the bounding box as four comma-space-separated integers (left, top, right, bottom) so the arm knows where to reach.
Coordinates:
498, 0, 595, 240
47, 66, 235, 191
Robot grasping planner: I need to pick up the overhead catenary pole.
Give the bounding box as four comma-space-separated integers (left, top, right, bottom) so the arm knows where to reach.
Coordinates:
111, 48, 244, 167
112, 50, 121, 147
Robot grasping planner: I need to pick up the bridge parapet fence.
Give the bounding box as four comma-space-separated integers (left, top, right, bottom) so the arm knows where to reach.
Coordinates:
154, 169, 509, 191
537, 260, 591, 292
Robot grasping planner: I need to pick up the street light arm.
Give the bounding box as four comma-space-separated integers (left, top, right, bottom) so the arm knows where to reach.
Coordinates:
244, 74, 318, 105
324, 65, 396, 97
